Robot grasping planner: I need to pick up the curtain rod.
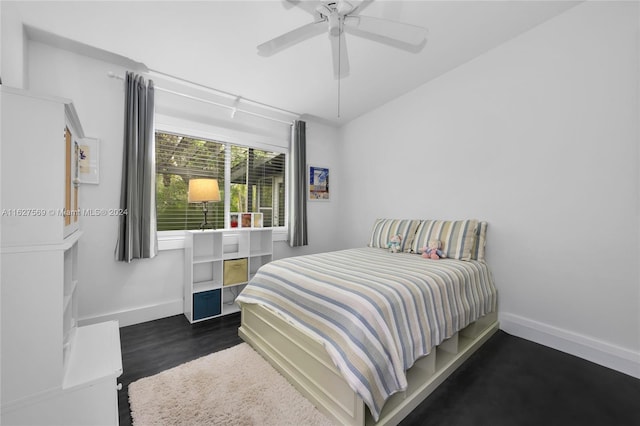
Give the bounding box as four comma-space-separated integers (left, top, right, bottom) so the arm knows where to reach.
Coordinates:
107, 72, 297, 126
147, 69, 299, 118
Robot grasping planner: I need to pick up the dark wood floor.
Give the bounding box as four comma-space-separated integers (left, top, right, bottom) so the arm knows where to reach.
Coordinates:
118, 313, 640, 426
118, 313, 244, 426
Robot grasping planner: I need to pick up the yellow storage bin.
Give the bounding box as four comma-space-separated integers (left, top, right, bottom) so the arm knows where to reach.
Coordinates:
224, 258, 248, 286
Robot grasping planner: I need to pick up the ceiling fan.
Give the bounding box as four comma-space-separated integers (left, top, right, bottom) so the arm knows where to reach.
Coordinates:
257, 0, 428, 79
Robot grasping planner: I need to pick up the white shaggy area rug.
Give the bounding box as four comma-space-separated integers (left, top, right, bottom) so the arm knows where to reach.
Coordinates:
128, 343, 334, 426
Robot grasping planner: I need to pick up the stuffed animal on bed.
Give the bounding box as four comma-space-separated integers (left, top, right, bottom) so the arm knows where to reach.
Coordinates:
422, 240, 445, 260
387, 234, 403, 253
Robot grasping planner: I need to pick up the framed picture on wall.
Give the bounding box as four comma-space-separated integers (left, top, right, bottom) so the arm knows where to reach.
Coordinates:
308, 165, 329, 201
78, 138, 99, 184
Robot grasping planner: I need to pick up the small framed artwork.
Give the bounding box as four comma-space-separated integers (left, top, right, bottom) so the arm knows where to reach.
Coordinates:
78, 138, 99, 184
241, 213, 252, 228
230, 213, 239, 228
252, 213, 263, 228
308, 165, 329, 201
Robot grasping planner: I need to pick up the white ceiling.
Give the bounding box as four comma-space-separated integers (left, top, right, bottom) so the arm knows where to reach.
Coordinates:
11, 0, 580, 125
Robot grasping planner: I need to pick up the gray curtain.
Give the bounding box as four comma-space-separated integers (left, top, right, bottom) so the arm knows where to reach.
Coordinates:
288, 120, 308, 247
115, 72, 158, 261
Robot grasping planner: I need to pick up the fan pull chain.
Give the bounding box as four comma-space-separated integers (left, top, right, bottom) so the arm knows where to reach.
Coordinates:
337, 16, 342, 119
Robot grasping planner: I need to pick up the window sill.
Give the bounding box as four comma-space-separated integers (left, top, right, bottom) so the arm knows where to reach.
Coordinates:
157, 231, 187, 251
157, 228, 288, 251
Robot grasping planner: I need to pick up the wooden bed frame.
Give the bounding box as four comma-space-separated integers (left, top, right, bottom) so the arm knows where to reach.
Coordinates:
239, 304, 498, 425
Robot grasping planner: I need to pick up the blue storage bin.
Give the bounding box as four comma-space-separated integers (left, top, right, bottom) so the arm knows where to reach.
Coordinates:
193, 289, 221, 320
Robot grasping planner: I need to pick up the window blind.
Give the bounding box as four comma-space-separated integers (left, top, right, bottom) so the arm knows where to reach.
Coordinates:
156, 131, 286, 231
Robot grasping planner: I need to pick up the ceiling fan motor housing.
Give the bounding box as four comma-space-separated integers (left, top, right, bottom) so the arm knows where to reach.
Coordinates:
318, 2, 348, 37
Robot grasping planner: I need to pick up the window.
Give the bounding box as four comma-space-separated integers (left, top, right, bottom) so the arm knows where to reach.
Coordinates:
156, 131, 286, 231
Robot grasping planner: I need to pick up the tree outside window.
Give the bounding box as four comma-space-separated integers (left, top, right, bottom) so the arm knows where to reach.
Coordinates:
156, 131, 286, 231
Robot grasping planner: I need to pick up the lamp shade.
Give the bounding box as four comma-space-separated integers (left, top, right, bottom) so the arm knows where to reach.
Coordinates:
188, 178, 220, 203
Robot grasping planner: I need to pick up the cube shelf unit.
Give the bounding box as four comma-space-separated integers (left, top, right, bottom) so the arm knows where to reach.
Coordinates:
184, 228, 273, 323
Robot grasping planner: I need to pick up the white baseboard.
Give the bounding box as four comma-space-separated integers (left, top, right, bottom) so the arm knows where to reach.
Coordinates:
78, 299, 184, 328
499, 312, 640, 379
79, 306, 640, 379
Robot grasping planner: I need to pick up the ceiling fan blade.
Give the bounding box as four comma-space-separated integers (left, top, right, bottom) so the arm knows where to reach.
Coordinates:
330, 33, 350, 79
284, 0, 323, 16
349, 0, 374, 14
258, 20, 326, 57
344, 15, 427, 52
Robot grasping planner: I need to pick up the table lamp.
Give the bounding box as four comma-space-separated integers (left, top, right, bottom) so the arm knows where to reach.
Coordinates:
188, 178, 220, 230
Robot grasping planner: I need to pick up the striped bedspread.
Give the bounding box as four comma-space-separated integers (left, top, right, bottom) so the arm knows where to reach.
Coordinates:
236, 247, 497, 420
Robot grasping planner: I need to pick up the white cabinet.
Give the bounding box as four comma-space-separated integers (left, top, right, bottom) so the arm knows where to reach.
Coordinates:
1, 87, 81, 246
184, 228, 273, 323
1, 87, 122, 425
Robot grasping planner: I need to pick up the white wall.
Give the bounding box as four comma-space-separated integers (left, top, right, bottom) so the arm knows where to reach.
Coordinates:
339, 1, 639, 377
3, 0, 637, 378
25, 42, 186, 326
18, 38, 341, 327
0, 3, 27, 88
275, 118, 341, 259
